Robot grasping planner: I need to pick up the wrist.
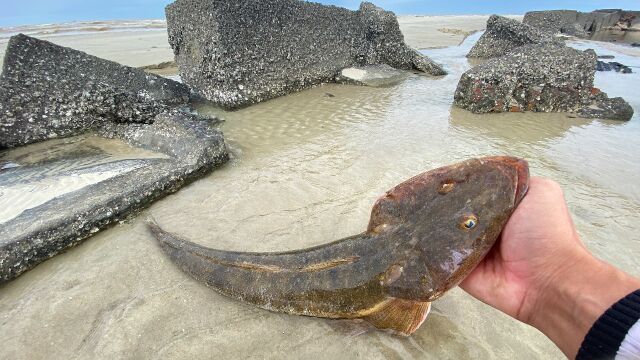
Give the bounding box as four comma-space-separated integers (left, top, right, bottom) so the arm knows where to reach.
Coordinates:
528, 252, 640, 358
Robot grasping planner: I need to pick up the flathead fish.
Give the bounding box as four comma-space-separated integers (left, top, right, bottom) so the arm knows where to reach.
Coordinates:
148, 156, 529, 335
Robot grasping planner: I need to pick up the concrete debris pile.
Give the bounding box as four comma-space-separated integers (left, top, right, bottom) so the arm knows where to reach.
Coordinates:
455, 16, 634, 121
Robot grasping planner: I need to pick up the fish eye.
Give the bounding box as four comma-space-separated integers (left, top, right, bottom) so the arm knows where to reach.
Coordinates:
460, 215, 478, 230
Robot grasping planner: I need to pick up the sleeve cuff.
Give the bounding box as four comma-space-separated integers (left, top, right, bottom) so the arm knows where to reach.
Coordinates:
577, 290, 640, 360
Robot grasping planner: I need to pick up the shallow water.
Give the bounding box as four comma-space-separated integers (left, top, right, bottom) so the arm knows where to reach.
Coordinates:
1, 33, 639, 359
0, 136, 168, 224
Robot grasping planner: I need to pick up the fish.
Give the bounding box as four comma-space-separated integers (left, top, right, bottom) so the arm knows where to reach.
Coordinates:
148, 156, 529, 335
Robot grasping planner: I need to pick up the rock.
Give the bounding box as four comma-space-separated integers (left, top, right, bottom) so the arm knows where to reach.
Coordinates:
0, 34, 230, 283
453, 44, 633, 121
0, 34, 192, 149
632, 43, 640, 47
98, 111, 228, 168
337, 65, 410, 87
0, 111, 229, 284
522, 10, 589, 37
467, 15, 559, 58
455, 44, 595, 113
523, 10, 640, 38
596, 61, 633, 73
578, 94, 635, 121
165, 0, 446, 109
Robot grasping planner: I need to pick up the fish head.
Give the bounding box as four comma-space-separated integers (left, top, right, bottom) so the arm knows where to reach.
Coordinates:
368, 156, 529, 302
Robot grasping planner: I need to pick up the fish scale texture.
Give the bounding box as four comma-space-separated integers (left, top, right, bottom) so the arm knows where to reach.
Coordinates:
165, 0, 446, 109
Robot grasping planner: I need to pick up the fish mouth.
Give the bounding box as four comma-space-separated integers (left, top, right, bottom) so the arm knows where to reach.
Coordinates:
484, 156, 530, 206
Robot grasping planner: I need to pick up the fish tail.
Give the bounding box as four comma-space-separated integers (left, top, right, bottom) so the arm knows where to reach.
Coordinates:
145, 216, 162, 238
146, 217, 184, 250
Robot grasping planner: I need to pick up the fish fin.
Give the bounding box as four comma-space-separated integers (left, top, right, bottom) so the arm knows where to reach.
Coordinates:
363, 298, 431, 336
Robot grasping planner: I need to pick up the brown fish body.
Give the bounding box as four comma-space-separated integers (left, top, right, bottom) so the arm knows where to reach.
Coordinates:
149, 156, 529, 335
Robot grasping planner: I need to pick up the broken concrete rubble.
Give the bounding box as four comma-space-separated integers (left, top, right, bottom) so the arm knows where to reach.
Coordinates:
0, 112, 228, 283
0, 34, 229, 283
0, 34, 192, 149
165, 0, 446, 109
596, 61, 633, 73
454, 44, 634, 121
337, 65, 410, 87
523, 10, 640, 38
578, 93, 635, 121
467, 15, 560, 59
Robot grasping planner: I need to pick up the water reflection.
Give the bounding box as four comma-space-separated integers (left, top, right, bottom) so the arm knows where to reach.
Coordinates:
0, 136, 168, 224
449, 107, 592, 144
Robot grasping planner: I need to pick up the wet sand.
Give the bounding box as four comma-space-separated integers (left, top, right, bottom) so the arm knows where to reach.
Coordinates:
398, 15, 523, 49
1, 19, 640, 360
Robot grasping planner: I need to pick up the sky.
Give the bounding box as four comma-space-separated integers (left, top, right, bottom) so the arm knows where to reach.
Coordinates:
1, 0, 638, 27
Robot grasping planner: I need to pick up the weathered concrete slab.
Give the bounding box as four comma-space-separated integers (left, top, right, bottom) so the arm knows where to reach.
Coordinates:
523, 10, 640, 38
0, 34, 192, 148
453, 44, 634, 121
467, 15, 560, 59
0, 111, 228, 283
165, 0, 446, 109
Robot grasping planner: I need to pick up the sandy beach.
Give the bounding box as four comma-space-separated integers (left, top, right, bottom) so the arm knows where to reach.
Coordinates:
398, 15, 523, 49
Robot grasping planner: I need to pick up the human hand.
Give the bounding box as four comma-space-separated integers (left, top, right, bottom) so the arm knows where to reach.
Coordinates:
460, 177, 640, 358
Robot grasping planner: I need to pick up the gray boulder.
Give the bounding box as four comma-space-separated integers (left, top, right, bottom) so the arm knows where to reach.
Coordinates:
454, 44, 634, 121
165, 0, 446, 109
0, 34, 192, 149
467, 15, 560, 59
